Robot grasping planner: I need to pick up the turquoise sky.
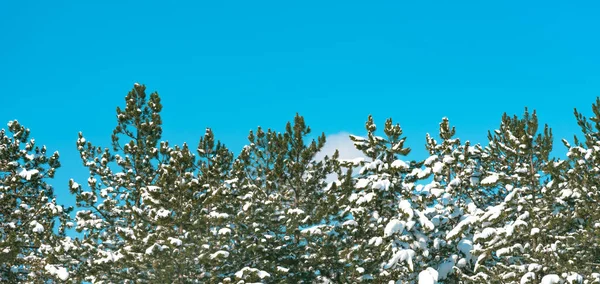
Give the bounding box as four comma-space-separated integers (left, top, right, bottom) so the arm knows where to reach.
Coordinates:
1, 1, 600, 210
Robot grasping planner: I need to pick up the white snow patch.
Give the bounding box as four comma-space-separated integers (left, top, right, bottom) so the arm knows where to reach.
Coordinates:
210, 250, 230, 259
287, 208, 305, 215
384, 249, 415, 270
235, 267, 271, 279
481, 173, 499, 185
168, 237, 182, 246
418, 267, 439, 284
391, 160, 409, 170
399, 199, 414, 219
355, 178, 370, 188
384, 219, 405, 237
30, 221, 44, 233
520, 272, 535, 284
424, 155, 438, 166
541, 274, 561, 284
18, 168, 39, 180
45, 265, 69, 281
437, 256, 456, 279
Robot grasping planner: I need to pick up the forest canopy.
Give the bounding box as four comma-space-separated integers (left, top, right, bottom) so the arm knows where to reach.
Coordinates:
1, 84, 599, 283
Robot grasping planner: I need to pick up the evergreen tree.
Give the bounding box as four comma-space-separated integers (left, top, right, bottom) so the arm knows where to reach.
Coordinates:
418, 118, 484, 282
224, 114, 333, 282
71, 84, 182, 282
468, 109, 557, 283
0, 120, 75, 282
325, 115, 424, 282
19, 83, 600, 283
544, 97, 600, 281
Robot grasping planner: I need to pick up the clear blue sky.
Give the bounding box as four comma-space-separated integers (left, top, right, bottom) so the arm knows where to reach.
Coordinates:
1, 1, 600, 210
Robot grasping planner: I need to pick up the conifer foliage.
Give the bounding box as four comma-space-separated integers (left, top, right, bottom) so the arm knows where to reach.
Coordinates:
2, 84, 600, 283
0, 120, 74, 282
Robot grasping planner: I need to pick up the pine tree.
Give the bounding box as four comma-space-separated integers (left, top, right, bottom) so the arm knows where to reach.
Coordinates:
0, 120, 75, 282
224, 114, 333, 282
417, 117, 484, 282
544, 97, 600, 281
469, 108, 556, 283
71, 83, 185, 282
324, 115, 424, 282
189, 128, 236, 281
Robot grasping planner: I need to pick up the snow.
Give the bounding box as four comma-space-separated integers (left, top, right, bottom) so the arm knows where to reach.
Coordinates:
155, 208, 171, 218
368, 237, 383, 246
527, 263, 542, 272
218, 228, 232, 235
417, 168, 432, 178
45, 264, 69, 281
30, 221, 44, 233
301, 225, 326, 235
442, 155, 455, 164
447, 215, 477, 240
541, 274, 561, 284
448, 178, 461, 187
168, 237, 182, 246
497, 247, 510, 257
399, 199, 414, 219
208, 211, 229, 219
391, 160, 409, 169
287, 208, 305, 215
384, 219, 405, 237
417, 210, 435, 231
437, 256, 456, 279
18, 168, 39, 180
520, 272, 535, 283
384, 249, 415, 270
566, 273, 583, 283
457, 239, 473, 259
235, 267, 271, 279
145, 244, 159, 255
418, 267, 439, 284
356, 192, 375, 204
480, 203, 505, 222
147, 185, 161, 192
210, 250, 230, 259
355, 178, 370, 189
559, 188, 573, 199
504, 189, 517, 202
424, 155, 438, 166
372, 179, 391, 190
474, 227, 497, 242
481, 173, 499, 185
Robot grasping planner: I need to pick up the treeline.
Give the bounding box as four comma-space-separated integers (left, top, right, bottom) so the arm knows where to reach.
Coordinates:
1, 84, 599, 283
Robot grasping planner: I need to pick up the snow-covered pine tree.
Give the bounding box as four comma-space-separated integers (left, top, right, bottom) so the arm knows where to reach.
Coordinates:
326, 115, 421, 282
144, 140, 199, 283
469, 108, 557, 283
225, 114, 333, 283
417, 117, 484, 282
190, 128, 237, 281
70, 84, 209, 282
0, 120, 75, 282
541, 98, 600, 282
